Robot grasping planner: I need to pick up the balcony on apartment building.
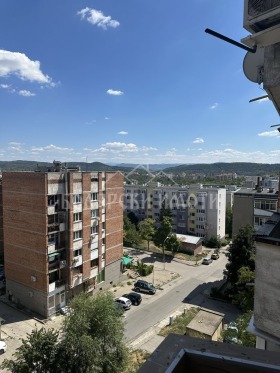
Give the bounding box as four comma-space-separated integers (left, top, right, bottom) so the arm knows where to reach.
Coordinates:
48, 275, 66, 293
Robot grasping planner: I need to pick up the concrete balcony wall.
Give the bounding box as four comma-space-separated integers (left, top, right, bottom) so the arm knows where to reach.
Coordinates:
91, 201, 99, 210
90, 249, 98, 260
73, 255, 82, 267
73, 203, 83, 213
73, 239, 83, 250
90, 267, 98, 279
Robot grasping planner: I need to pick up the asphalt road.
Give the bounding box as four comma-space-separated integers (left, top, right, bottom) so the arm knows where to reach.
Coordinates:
124, 249, 233, 342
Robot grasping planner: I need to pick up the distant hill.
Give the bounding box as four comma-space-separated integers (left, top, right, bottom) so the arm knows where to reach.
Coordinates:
0, 160, 131, 172
0, 161, 279, 176
163, 162, 280, 176
114, 163, 184, 171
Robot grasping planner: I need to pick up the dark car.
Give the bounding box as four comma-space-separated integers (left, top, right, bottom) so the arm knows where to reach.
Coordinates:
122, 292, 142, 306
134, 279, 156, 294
211, 253, 219, 260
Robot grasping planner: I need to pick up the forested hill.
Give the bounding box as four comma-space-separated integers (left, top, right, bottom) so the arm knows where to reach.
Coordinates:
163, 162, 280, 176
0, 160, 131, 172
0, 160, 280, 176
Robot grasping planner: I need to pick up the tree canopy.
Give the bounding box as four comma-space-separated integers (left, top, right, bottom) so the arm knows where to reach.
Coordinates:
123, 214, 142, 247
225, 225, 255, 288
1, 292, 130, 373
138, 218, 155, 251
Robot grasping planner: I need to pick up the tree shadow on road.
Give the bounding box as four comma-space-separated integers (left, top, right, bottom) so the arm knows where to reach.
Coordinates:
182, 279, 241, 324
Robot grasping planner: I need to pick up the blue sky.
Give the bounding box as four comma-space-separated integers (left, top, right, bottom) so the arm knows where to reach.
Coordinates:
0, 0, 279, 165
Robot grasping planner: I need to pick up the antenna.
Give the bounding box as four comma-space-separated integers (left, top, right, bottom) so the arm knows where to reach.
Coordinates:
205, 28, 257, 53
270, 124, 280, 132
249, 95, 268, 103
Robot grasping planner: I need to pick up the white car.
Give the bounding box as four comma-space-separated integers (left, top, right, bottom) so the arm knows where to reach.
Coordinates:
115, 297, 132, 310
0, 341, 7, 354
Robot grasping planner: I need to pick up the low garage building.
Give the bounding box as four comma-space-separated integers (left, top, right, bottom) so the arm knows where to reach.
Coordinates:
176, 234, 203, 255
186, 308, 224, 341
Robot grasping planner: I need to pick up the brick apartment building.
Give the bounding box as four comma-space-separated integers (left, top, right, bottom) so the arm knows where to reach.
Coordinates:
1, 164, 124, 317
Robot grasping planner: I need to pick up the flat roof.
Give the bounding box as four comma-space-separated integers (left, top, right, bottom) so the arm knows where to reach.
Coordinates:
176, 234, 203, 245
186, 309, 224, 337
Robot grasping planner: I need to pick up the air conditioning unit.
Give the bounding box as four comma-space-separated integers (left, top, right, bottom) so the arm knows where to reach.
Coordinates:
244, 0, 280, 33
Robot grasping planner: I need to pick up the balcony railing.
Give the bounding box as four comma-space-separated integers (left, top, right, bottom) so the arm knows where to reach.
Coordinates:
48, 279, 65, 293
91, 249, 98, 260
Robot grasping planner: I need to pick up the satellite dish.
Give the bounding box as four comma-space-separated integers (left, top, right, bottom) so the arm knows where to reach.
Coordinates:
243, 47, 264, 83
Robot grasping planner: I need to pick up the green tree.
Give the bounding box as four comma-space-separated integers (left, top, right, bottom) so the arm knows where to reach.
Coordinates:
164, 233, 181, 254
123, 215, 142, 247
205, 235, 221, 249
231, 267, 255, 312
158, 202, 172, 222
153, 216, 173, 262
1, 328, 60, 373
225, 225, 255, 289
127, 211, 139, 227
60, 292, 130, 373
226, 205, 233, 237
138, 218, 155, 251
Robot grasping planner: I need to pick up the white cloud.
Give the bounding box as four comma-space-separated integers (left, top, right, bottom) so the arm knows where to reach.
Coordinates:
193, 137, 204, 144
210, 102, 219, 110
104, 117, 111, 120
31, 144, 74, 153
258, 130, 279, 137
18, 89, 36, 97
78, 8, 120, 30
118, 131, 128, 135
0, 83, 9, 89
141, 146, 158, 151
0, 50, 52, 84
107, 89, 124, 96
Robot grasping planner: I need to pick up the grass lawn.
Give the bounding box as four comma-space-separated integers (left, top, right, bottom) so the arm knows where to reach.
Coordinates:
158, 307, 200, 337
132, 240, 210, 262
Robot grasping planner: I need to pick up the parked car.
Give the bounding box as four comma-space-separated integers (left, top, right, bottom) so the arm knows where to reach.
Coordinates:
114, 297, 132, 310
0, 340, 7, 354
211, 253, 219, 260
227, 322, 238, 334
122, 292, 142, 306
223, 336, 242, 345
202, 258, 213, 265
134, 279, 156, 294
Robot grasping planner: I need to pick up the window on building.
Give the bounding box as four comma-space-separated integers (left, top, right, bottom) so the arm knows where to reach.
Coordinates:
73, 194, 82, 204
102, 238, 105, 245
73, 212, 82, 222
91, 259, 98, 268
91, 192, 98, 201
254, 200, 277, 211
48, 195, 59, 206
73, 230, 82, 240
91, 225, 97, 235
91, 209, 98, 218
74, 249, 82, 257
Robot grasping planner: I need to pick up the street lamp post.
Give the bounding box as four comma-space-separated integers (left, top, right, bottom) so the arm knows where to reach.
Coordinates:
163, 236, 169, 271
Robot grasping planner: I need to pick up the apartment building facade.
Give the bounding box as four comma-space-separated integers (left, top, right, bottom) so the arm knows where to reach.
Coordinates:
124, 183, 226, 239
2, 168, 123, 317
232, 187, 279, 237
248, 213, 280, 352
